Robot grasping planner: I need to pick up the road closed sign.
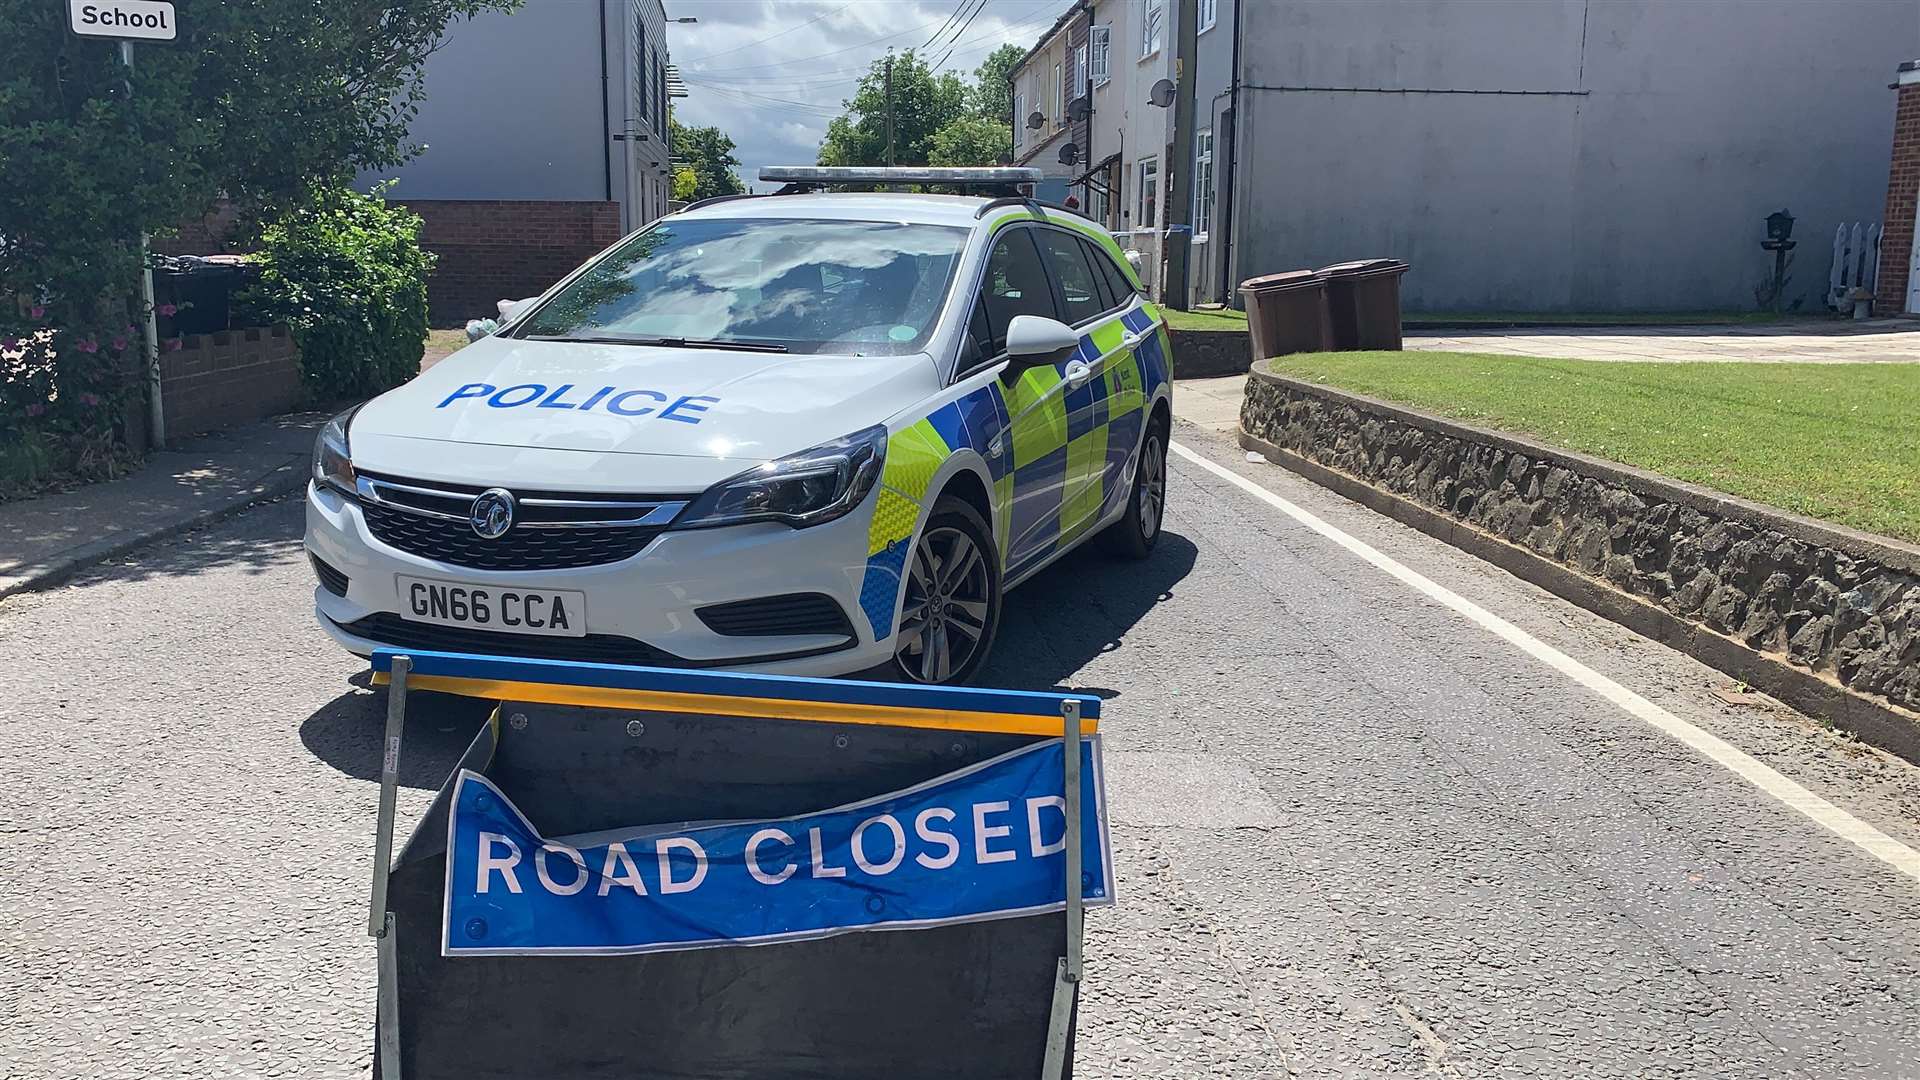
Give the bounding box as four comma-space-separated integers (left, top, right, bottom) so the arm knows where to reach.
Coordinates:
68, 0, 176, 40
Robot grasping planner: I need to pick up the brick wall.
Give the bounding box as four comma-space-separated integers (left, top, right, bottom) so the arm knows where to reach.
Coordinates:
400, 200, 624, 326
1875, 64, 1920, 315
160, 326, 303, 442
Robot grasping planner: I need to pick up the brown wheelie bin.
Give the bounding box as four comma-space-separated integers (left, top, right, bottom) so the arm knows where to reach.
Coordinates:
1238, 270, 1331, 360
1319, 259, 1410, 350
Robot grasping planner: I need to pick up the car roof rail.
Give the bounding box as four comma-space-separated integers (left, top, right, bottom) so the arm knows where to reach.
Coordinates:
680, 193, 763, 213
973, 197, 1096, 221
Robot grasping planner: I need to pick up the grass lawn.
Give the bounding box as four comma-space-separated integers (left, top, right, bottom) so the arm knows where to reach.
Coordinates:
1400, 310, 1804, 326
1267, 351, 1920, 544
1163, 307, 1248, 331
1162, 308, 1805, 332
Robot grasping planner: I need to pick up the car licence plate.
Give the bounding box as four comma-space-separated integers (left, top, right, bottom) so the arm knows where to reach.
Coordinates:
396, 576, 587, 638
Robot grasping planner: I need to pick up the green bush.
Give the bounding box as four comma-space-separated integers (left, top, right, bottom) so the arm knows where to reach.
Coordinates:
245, 186, 434, 401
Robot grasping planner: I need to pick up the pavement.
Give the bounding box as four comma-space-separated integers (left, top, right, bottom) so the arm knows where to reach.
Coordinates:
4, 419, 1919, 1078
0, 413, 323, 600
1406, 318, 1920, 364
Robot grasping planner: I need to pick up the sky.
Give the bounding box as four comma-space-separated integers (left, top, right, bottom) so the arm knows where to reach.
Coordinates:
667, 0, 1073, 189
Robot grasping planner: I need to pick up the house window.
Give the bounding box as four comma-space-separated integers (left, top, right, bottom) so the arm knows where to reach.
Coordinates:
1073, 43, 1088, 102
655, 52, 665, 136
1053, 62, 1063, 124
1141, 0, 1164, 57
1090, 25, 1110, 85
1199, 0, 1217, 33
1193, 130, 1214, 242
1137, 156, 1158, 230
1013, 91, 1024, 149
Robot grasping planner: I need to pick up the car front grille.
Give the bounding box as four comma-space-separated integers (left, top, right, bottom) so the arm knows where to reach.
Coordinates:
353, 470, 684, 572
697, 593, 856, 638
342, 613, 685, 667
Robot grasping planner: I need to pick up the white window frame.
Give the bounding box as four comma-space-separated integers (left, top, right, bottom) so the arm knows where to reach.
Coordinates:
1137, 156, 1159, 230
1199, 0, 1217, 33
1192, 129, 1214, 243
1141, 0, 1165, 58
1013, 90, 1024, 150
1052, 62, 1062, 125
1090, 25, 1110, 85
1073, 43, 1088, 101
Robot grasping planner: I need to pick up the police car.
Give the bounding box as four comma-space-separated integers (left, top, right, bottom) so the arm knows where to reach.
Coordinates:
305, 167, 1173, 685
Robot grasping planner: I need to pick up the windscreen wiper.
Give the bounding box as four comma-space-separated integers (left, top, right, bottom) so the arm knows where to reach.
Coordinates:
523, 334, 788, 353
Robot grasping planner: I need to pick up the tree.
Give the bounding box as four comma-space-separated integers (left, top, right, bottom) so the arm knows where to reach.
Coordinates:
970, 44, 1026, 125
672, 167, 698, 202
0, 0, 515, 493
669, 116, 745, 201
817, 50, 968, 167
928, 115, 1012, 167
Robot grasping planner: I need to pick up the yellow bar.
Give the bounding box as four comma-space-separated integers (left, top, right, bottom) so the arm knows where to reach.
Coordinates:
371, 672, 1099, 737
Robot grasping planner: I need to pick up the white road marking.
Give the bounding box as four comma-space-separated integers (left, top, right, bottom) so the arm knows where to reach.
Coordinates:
1170, 440, 1920, 886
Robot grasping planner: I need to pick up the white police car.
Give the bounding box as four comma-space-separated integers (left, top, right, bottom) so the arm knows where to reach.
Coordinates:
305, 167, 1173, 685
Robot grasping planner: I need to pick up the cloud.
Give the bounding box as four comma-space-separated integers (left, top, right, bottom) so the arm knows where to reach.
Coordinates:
668, 0, 1071, 189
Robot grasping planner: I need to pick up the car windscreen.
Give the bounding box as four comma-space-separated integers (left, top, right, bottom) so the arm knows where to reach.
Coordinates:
513, 217, 969, 355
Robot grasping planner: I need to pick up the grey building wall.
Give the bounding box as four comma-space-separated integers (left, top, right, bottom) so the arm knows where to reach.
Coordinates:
361, 0, 674, 232
1229, 0, 1918, 313
1191, 0, 1237, 304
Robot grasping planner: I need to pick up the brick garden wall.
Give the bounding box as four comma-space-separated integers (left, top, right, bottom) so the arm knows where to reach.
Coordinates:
1875, 63, 1920, 315
160, 326, 303, 442
399, 200, 624, 326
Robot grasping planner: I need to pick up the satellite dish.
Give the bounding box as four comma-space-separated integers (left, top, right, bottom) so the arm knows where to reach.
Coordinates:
1068, 97, 1090, 121
1148, 78, 1175, 107
1026, 110, 1047, 130
1058, 142, 1079, 165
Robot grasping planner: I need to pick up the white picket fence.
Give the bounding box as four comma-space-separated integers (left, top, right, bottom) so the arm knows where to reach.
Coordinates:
1827, 222, 1880, 311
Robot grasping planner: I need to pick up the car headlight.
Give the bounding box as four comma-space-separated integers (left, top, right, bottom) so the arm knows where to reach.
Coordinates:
313, 407, 359, 498
674, 425, 888, 530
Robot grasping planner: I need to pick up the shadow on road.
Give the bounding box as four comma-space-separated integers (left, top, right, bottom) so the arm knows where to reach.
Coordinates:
977, 531, 1199, 697
300, 683, 495, 789
295, 532, 1198, 784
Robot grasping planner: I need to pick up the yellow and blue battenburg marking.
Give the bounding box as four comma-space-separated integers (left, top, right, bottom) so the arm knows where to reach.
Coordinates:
369, 648, 1100, 737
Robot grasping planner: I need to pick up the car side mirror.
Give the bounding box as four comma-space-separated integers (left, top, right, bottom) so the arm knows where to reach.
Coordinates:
498, 297, 537, 323
1004, 314, 1080, 371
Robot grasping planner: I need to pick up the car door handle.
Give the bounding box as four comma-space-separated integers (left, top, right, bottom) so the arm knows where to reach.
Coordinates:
1064, 359, 1093, 388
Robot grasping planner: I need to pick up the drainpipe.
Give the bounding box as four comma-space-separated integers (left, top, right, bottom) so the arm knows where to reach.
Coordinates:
1218, 0, 1242, 305
598, 0, 613, 203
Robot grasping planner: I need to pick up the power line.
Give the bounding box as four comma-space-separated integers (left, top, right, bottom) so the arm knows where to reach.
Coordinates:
678, 2, 859, 65
933, 0, 996, 72
919, 0, 973, 51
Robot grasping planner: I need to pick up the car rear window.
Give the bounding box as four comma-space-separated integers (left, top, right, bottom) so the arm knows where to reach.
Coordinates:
515, 217, 969, 355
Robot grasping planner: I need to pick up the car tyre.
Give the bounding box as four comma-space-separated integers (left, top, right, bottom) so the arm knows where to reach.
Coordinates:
891, 496, 1002, 685
1101, 413, 1168, 559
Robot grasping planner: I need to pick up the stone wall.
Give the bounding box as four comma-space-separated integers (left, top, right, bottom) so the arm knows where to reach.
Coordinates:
1240, 367, 1920, 725
1166, 328, 1251, 379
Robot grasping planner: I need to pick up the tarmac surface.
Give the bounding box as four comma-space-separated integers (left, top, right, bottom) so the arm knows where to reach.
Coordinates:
4, 420, 1919, 1078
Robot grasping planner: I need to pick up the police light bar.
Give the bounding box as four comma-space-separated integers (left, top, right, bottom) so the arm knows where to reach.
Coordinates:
759, 166, 1043, 186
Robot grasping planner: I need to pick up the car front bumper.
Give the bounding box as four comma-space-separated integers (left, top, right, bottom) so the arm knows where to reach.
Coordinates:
304, 480, 898, 678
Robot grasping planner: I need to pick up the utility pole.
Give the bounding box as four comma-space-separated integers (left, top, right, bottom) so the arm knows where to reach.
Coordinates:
883, 52, 896, 167
1162, 0, 1199, 310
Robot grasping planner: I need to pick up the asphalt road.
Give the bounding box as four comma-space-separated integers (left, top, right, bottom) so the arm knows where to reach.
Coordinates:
4, 420, 1920, 1078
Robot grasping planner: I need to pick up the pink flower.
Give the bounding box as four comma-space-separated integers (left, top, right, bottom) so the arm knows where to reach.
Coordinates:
29, 305, 45, 319
164, 337, 183, 351
76, 338, 98, 354
25, 403, 45, 418
1, 338, 17, 351
78, 393, 101, 408
124, 324, 137, 335
111, 336, 129, 351
157, 304, 177, 317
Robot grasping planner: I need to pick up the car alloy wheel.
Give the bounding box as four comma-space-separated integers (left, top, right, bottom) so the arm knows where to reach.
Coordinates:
895, 517, 996, 684
1137, 430, 1165, 541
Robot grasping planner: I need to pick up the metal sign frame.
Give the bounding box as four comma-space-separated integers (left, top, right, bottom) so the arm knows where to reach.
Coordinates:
365, 651, 1096, 1080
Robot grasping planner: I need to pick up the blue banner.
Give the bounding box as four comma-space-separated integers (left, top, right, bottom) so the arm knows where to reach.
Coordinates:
443, 737, 1112, 956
